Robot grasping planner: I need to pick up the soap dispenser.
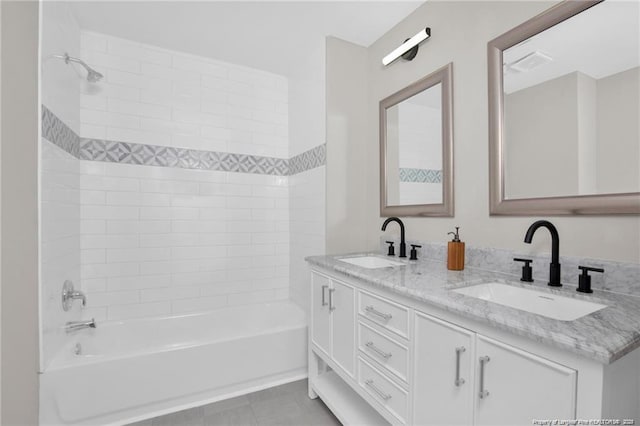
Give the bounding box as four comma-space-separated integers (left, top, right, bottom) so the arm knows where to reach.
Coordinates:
447, 227, 465, 271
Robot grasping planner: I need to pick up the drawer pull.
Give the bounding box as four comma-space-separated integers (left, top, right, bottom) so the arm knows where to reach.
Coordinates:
479, 356, 490, 399
365, 379, 392, 401
455, 346, 466, 386
365, 305, 392, 321
321, 285, 328, 307
329, 288, 336, 311
365, 341, 392, 360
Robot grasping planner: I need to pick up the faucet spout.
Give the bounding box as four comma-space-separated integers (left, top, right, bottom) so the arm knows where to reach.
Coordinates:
65, 318, 97, 333
382, 217, 406, 258
524, 220, 561, 287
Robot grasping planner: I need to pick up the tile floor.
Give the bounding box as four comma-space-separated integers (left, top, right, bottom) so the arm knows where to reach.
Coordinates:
127, 379, 341, 426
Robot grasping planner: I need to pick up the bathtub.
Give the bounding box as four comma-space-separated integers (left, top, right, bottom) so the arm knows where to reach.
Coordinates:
40, 301, 308, 425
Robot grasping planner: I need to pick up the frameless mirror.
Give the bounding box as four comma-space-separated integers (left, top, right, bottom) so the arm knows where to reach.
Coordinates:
380, 62, 453, 216
489, 0, 640, 214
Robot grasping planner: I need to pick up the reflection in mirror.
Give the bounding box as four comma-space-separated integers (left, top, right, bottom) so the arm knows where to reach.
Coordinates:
503, 0, 639, 199
380, 63, 453, 217
488, 0, 640, 214
386, 83, 442, 205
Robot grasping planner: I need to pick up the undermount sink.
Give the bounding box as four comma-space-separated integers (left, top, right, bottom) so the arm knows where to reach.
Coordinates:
337, 256, 405, 269
453, 282, 607, 321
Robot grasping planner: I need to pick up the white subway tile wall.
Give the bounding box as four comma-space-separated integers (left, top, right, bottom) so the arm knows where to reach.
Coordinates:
80, 31, 289, 158
78, 31, 292, 320
79, 160, 290, 321
40, 1, 82, 371
289, 166, 326, 311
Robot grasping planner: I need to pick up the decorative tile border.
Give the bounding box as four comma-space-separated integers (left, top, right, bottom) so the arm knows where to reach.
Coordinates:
399, 167, 442, 183
79, 138, 290, 175
289, 144, 326, 175
41, 106, 80, 158
42, 105, 325, 176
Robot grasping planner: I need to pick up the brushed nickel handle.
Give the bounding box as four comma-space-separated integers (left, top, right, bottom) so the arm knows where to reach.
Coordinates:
365, 341, 392, 360
455, 346, 466, 386
365, 305, 392, 321
321, 285, 328, 307
479, 356, 490, 399
328, 288, 336, 311
365, 379, 392, 401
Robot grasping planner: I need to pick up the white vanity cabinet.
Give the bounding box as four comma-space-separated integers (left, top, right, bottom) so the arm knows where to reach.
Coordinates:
311, 271, 356, 376
413, 312, 475, 425
473, 335, 576, 425
308, 266, 640, 426
413, 312, 576, 426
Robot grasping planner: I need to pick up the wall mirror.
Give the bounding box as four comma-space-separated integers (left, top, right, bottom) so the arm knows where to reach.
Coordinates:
380, 62, 453, 217
488, 0, 640, 215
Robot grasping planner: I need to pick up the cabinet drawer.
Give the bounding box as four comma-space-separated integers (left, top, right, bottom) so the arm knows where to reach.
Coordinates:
358, 321, 409, 383
358, 357, 408, 424
360, 291, 409, 339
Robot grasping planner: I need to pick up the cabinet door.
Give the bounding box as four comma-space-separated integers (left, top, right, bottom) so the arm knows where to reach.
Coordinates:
474, 335, 576, 426
331, 280, 355, 376
311, 273, 331, 356
413, 312, 475, 426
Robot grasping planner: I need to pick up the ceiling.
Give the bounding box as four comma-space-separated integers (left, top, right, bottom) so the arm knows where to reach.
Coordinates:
70, 1, 424, 78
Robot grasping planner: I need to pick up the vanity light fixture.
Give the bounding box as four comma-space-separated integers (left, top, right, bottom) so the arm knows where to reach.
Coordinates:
382, 27, 431, 66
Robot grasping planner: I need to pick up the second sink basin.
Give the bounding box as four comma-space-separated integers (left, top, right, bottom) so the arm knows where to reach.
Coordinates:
453, 282, 607, 321
337, 256, 405, 269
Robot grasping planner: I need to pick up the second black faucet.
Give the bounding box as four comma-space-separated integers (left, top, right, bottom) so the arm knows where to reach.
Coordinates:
524, 220, 561, 287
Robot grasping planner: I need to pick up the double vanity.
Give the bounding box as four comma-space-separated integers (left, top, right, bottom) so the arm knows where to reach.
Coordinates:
305, 252, 640, 425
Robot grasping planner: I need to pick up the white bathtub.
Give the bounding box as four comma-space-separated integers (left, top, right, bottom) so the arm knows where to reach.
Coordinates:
40, 301, 308, 425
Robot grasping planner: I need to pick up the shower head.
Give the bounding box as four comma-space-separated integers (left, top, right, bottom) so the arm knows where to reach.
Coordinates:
54, 53, 103, 83
86, 68, 104, 83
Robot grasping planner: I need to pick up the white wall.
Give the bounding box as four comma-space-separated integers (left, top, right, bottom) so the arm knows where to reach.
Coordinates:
596, 66, 640, 194
1, 1, 40, 423
326, 37, 369, 254
326, 0, 640, 264
78, 32, 291, 320
40, 0, 82, 370
505, 72, 580, 198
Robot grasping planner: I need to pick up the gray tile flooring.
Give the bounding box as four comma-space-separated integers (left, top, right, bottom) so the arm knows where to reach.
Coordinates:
127, 379, 341, 426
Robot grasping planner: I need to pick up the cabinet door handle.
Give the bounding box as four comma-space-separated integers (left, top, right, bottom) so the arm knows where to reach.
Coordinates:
321, 285, 328, 306
365, 379, 392, 401
328, 288, 336, 311
455, 346, 466, 386
365, 305, 392, 321
478, 356, 490, 399
365, 341, 392, 360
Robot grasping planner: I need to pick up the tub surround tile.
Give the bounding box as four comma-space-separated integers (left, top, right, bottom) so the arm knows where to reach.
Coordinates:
306, 252, 640, 364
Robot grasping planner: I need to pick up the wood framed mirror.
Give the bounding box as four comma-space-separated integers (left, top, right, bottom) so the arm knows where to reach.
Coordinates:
380, 62, 454, 217
488, 0, 640, 215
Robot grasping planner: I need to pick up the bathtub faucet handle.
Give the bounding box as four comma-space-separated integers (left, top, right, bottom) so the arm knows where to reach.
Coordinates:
62, 280, 87, 311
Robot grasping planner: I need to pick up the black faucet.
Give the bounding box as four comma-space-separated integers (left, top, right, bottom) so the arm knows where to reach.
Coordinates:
523, 220, 561, 287
382, 217, 406, 258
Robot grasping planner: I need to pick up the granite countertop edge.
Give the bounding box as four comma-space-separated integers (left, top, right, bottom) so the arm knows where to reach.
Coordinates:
306, 254, 640, 365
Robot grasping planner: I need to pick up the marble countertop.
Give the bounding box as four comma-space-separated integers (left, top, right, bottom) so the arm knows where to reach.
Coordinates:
306, 253, 640, 364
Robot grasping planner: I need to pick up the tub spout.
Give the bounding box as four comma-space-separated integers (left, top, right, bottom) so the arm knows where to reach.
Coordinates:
65, 318, 96, 333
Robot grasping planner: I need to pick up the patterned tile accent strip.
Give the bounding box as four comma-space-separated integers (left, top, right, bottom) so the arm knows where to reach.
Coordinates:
42, 105, 325, 176
399, 167, 442, 183
41, 105, 80, 158
289, 144, 326, 175
79, 138, 290, 175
